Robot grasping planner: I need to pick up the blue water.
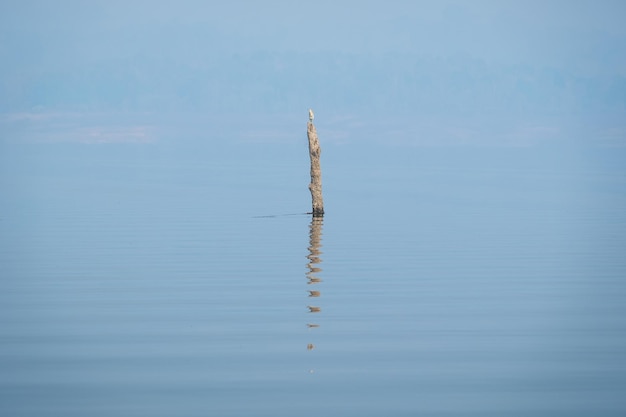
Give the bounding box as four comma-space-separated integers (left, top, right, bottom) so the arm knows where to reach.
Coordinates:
1, 132, 625, 416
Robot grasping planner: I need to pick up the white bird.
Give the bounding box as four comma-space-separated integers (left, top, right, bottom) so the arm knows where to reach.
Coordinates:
309, 109, 314, 122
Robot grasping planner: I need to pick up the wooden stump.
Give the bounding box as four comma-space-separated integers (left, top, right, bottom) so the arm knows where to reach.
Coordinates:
307, 120, 324, 217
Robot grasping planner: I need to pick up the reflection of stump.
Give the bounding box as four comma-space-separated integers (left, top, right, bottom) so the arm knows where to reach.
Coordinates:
306, 216, 323, 285
307, 118, 324, 217
306, 216, 323, 351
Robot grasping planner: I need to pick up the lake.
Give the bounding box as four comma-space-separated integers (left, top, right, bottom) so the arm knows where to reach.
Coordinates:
1, 126, 625, 416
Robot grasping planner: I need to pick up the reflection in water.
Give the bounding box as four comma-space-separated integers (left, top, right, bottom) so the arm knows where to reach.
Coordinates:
306, 216, 323, 355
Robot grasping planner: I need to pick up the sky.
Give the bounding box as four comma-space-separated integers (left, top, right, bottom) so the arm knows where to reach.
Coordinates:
1, 0, 625, 146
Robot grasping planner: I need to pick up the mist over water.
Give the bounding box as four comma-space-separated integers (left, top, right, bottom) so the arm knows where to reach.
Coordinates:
2, 1, 626, 414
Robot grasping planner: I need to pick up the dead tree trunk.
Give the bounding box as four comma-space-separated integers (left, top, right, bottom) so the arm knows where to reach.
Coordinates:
307, 119, 324, 217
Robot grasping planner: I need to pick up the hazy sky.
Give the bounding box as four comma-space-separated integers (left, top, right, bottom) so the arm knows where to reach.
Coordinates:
1, 0, 625, 145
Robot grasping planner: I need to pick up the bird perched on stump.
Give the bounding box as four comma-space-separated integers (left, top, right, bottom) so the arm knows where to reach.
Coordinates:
309, 108, 314, 123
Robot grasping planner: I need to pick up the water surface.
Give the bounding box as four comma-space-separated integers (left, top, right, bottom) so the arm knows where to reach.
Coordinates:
1, 137, 625, 416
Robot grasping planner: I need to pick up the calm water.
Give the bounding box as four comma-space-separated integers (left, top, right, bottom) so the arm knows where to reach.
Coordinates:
1, 136, 625, 416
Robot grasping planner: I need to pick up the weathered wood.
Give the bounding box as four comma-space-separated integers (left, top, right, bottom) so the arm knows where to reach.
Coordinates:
307, 117, 324, 217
